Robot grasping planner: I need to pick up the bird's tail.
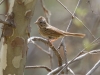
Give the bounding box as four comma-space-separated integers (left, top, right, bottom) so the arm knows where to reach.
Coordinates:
64, 32, 85, 38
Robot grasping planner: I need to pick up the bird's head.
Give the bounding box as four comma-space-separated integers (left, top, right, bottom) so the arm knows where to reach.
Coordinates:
35, 16, 48, 28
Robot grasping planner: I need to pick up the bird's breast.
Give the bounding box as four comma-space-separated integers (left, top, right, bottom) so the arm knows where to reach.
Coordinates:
39, 28, 62, 39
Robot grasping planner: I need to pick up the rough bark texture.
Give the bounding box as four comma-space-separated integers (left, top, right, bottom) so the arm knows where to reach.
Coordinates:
0, 0, 37, 75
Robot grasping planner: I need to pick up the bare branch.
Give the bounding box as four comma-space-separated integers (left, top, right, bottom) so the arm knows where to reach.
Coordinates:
48, 47, 53, 69
57, 36, 100, 74
66, 0, 81, 31
73, 49, 100, 62
57, 0, 82, 50
47, 65, 64, 75
57, 0, 82, 74
57, 0, 96, 39
67, 67, 75, 75
40, 0, 51, 23
62, 39, 67, 66
30, 39, 50, 55
28, 36, 62, 66
47, 49, 100, 75
57, 0, 72, 16
0, 0, 4, 5
86, 60, 100, 75
25, 65, 52, 72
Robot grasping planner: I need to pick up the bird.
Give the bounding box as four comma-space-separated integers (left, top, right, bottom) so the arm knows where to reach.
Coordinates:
35, 16, 85, 42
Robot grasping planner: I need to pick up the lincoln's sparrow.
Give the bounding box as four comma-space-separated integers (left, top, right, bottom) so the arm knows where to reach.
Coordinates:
35, 16, 85, 42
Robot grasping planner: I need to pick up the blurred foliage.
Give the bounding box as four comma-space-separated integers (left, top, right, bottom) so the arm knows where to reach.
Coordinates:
83, 38, 95, 51
73, 7, 87, 27
73, 18, 83, 27
76, 7, 87, 17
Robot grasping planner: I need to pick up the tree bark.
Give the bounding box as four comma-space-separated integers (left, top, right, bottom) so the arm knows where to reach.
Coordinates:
0, 0, 37, 75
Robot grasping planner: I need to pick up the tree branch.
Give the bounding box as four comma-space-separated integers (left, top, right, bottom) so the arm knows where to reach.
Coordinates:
25, 65, 52, 72
28, 36, 62, 66
57, 0, 96, 39
47, 47, 100, 74
86, 60, 100, 75
0, 0, 4, 5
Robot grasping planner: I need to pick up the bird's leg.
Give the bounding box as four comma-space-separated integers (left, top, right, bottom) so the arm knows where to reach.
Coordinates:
48, 39, 57, 44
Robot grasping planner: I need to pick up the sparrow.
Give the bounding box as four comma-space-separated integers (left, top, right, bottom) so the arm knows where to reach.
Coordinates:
35, 16, 85, 42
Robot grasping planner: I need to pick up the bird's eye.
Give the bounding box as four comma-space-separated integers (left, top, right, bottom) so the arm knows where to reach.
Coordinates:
40, 21, 43, 24
40, 21, 46, 24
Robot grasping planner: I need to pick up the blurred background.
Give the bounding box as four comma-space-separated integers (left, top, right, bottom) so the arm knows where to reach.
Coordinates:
0, 0, 100, 75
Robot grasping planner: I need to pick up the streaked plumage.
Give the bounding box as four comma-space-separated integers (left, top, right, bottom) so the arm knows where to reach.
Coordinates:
35, 16, 85, 42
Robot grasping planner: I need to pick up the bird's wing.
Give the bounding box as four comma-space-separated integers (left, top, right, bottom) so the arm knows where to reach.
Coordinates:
46, 25, 65, 35
46, 25, 85, 38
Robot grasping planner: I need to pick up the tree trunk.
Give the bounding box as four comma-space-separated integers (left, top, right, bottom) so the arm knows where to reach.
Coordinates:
0, 0, 37, 75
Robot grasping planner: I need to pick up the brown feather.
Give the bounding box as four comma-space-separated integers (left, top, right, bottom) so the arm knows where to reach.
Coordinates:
35, 16, 85, 42
47, 25, 85, 38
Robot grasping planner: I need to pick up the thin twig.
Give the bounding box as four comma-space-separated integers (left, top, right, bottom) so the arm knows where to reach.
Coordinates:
61, 39, 68, 73
57, 67, 75, 75
57, 36, 100, 74
57, 0, 82, 50
86, 60, 100, 75
28, 36, 62, 66
25, 65, 52, 72
54, 67, 75, 75
47, 65, 64, 75
57, 0, 72, 16
0, 0, 4, 5
40, 0, 51, 23
47, 36, 100, 74
30, 39, 50, 55
57, 0, 81, 74
48, 47, 53, 69
57, 0, 96, 39
67, 0, 81, 31
47, 49, 100, 75
67, 67, 75, 75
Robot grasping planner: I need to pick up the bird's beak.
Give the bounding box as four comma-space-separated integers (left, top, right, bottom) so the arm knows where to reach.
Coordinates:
34, 21, 38, 24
